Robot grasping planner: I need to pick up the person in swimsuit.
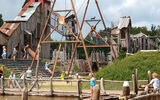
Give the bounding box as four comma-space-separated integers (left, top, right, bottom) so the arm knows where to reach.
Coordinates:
89, 73, 96, 100
12, 48, 17, 61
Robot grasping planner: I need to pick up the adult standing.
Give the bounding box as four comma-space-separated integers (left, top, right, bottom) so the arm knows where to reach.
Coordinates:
8, 72, 16, 88
23, 44, 29, 59
12, 48, 17, 61
1, 46, 7, 59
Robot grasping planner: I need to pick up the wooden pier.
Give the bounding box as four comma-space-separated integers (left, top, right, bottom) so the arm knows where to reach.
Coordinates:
0, 78, 120, 100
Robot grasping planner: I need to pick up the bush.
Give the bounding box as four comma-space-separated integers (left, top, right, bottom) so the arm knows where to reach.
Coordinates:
95, 51, 160, 81
0, 64, 13, 78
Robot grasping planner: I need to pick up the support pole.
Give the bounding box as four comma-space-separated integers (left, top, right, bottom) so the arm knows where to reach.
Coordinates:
35, 45, 40, 89
95, 0, 116, 59
52, 44, 62, 77
67, 0, 90, 76
70, 0, 93, 73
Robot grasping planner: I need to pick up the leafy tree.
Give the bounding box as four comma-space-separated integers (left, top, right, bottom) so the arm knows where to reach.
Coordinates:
0, 14, 3, 27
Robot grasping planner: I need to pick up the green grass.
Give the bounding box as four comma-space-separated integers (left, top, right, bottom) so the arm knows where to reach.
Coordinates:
95, 51, 160, 81
0, 64, 13, 78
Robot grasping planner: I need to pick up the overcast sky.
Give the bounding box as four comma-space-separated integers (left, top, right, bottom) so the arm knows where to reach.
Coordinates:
0, 0, 160, 30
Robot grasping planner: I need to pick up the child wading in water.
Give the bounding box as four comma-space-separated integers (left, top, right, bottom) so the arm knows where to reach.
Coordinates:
89, 73, 96, 100
147, 72, 160, 92
12, 48, 17, 61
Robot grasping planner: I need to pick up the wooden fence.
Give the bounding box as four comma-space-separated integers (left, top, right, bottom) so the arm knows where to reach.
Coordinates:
129, 94, 160, 100
0, 77, 148, 97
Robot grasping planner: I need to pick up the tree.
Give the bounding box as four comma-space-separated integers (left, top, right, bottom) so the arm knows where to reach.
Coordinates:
0, 14, 4, 27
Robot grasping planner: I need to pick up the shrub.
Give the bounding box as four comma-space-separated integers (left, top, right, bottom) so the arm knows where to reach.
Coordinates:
95, 51, 160, 81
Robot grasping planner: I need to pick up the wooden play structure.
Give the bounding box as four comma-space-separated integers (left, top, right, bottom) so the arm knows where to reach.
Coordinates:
27, 0, 116, 90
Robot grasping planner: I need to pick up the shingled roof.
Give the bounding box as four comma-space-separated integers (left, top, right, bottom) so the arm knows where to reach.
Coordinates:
0, 2, 40, 37
118, 16, 131, 29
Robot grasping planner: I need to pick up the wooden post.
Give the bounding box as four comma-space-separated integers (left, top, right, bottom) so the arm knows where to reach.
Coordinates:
35, 45, 40, 89
100, 78, 105, 95
21, 87, 28, 100
148, 71, 151, 84
77, 79, 82, 99
134, 69, 138, 94
50, 77, 53, 96
92, 84, 100, 100
52, 44, 62, 77
23, 75, 26, 88
132, 74, 136, 94
123, 81, 130, 96
1, 77, 4, 95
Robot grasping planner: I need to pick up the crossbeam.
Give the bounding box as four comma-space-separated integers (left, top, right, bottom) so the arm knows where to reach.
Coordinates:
41, 41, 81, 43
77, 45, 110, 48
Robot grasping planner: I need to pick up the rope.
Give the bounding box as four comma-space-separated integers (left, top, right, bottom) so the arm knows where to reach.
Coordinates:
77, 0, 87, 14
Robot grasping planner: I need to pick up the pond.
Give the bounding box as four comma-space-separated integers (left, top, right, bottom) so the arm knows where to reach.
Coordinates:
0, 96, 78, 100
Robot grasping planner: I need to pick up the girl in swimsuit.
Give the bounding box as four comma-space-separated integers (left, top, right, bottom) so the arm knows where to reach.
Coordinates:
89, 73, 96, 100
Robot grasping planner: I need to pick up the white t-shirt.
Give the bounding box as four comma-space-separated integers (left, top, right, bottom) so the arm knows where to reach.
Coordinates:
26, 70, 32, 78
150, 78, 160, 90
9, 74, 16, 79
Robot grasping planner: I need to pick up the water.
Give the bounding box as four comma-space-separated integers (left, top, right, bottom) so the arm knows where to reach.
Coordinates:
0, 96, 78, 100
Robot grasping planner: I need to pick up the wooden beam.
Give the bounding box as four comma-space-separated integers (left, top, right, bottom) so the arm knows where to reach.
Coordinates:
77, 45, 110, 48
43, 25, 59, 41
52, 44, 62, 77
95, 0, 117, 59
41, 41, 81, 43
54, 10, 72, 12
70, 0, 93, 73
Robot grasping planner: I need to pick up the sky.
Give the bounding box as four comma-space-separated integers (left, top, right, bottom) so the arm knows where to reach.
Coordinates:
0, 0, 160, 38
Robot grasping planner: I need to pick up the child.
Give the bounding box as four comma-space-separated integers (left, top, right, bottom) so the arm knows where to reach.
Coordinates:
147, 73, 160, 91
89, 73, 96, 100
1, 46, 7, 59
26, 67, 32, 78
44, 62, 52, 74
12, 48, 17, 61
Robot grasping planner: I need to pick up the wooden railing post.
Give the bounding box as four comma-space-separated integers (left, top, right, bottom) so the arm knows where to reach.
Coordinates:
77, 79, 82, 99
1, 77, 4, 95
23, 75, 26, 88
147, 71, 151, 84
100, 78, 105, 95
50, 77, 53, 96
135, 69, 138, 94
132, 74, 136, 94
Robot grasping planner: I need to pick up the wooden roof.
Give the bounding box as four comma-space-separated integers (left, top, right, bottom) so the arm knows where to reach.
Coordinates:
0, 23, 20, 36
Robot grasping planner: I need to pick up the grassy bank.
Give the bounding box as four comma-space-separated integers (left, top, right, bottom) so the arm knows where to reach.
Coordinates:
95, 51, 160, 81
